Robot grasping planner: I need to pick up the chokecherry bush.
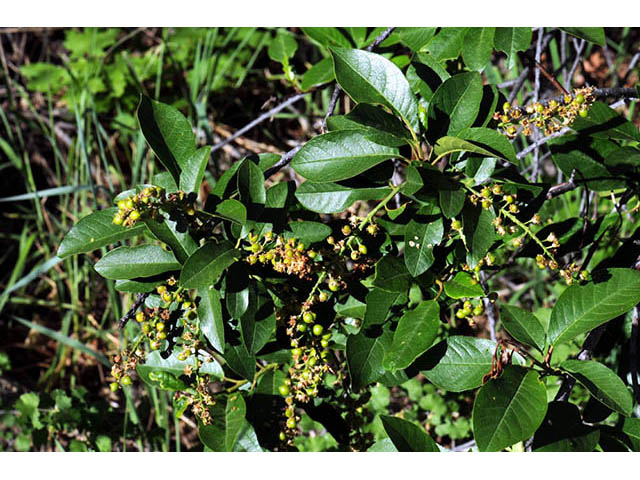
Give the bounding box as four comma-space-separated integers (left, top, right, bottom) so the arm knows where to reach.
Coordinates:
58, 27, 640, 452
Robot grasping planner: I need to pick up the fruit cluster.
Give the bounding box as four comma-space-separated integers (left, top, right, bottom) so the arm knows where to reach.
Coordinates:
112, 186, 165, 227
244, 231, 317, 280
455, 299, 485, 321
495, 86, 596, 138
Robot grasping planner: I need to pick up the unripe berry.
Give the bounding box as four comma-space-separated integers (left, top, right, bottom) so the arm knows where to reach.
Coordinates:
579, 108, 588, 118
125, 198, 134, 210
367, 224, 378, 235
117, 199, 127, 210
575, 94, 585, 104
481, 199, 492, 210
318, 291, 329, 302
502, 101, 511, 113
156, 322, 166, 332
292, 348, 302, 357
109, 382, 119, 392
112, 214, 124, 226
286, 417, 297, 429
129, 210, 141, 221
142, 323, 151, 334
456, 309, 466, 319
481, 187, 491, 198
350, 250, 360, 261
327, 236, 335, 245
279, 384, 290, 396
157, 331, 167, 340
320, 339, 329, 348
297, 323, 307, 333
136, 311, 145, 323
279, 431, 286, 441
250, 243, 261, 253
308, 250, 317, 259
150, 340, 162, 350
162, 292, 173, 303
358, 244, 368, 255
121, 375, 132, 386
473, 305, 484, 316
341, 225, 352, 236
328, 280, 339, 292
451, 219, 462, 230
302, 311, 315, 324
312, 324, 324, 336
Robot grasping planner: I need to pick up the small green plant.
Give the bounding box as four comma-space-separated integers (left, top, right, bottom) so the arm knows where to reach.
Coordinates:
51, 26, 640, 452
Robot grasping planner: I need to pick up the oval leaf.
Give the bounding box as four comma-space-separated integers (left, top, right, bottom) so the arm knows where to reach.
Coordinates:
561, 360, 633, 416
330, 47, 420, 131
380, 415, 439, 452
94, 245, 179, 280
472, 366, 548, 452
198, 393, 247, 452
383, 300, 440, 371
291, 130, 400, 183
548, 269, 640, 346
428, 72, 483, 138
443, 272, 484, 299
404, 218, 444, 277
500, 304, 547, 351
180, 241, 239, 289
57, 208, 147, 258
295, 181, 391, 214
198, 287, 225, 353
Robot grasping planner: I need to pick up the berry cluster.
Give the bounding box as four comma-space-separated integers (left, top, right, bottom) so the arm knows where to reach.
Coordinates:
112, 186, 165, 227
495, 86, 596, 138
244, 231, 317, 280
455, 299, 485, 322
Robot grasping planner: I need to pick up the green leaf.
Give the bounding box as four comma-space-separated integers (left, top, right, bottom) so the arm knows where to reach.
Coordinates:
180, 241, 239, 289
500, 305, 547, 351
327, 103, 413, 147
284, 221, 332, 245
433, 136, 497, 163
214, 199, 247, 225
426, 27, 468, 61
560, 360, 633, 416
94, 245, 180, 280
457, 127, 518, 163
560, 28, 606, 46
462, 27, 495, 71
383, 300, 440, 370
57, 208, 146, 258
571, 101, 640, 142
179, 146, 211, 193
238, 158, 266, 206
420, 336, 498, 392
380, 415, 440, 452
406, 53, 450, 102
464, 205, 496, 268
239, 287, 276, 355
403, 217, 444, 277
473, 366, 547, 452
532, 402, 600, 452
295, 181, 391, 214
137, 350, 223, 390
198, 394, 247, 452
137, 95, 196, 184
439, 183, 466, 219
548, 268, 640, 346
361, 288, 407, 330
143, 211, 198, 264
548, 134, 623, 191
301, 57, 335, 91
198, 287, 225, 353
346, 324, 394, 390
224, 342, 256, 382
267, 29, 298, 63
428, 72, 483, 137
373, 256, 410, 293
330, 47, 420, 131
291, 130, 400, 182
394, 28, 437, 52
335, 296, 367, 320
443, 272, 484, 299
115, 278, 164, 293
493, 28, 532, 69
301, 27, 351, 48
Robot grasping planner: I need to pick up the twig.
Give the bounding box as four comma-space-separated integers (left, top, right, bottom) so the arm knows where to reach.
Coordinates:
516, 128, 571, 160
118, 293, 150, 329
263, 145, 302, 178
451, 439, 476, 452
210, 92, 308, 154
531, 29, 544, 182
546, 169, 577, 199
621, 47, 640, 86
479, 271, 497, 342
321, 27, 396, 132
560, 31, 567, 87
565, 39, 586, 91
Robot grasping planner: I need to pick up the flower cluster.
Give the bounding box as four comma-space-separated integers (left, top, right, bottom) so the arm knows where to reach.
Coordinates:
112, 186, 165, 227
495, 86, 596, 138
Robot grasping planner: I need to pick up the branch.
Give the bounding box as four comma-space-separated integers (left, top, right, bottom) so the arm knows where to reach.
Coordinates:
546, 169, 577, 199
479, 271, 497, 342
516, 127, 571, 160
118, 293, 150, 329
263, 145, 302, 178
321, 27, 396, 132
210, 92, 308, 154
631, 305, 640, 405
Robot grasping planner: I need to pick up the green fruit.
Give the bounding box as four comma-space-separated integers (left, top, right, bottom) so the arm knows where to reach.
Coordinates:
121, 375, 132, 386
136, 311, 145, 323
125, 198, 134, 210
297, 323, 307, 333
112, 214, 124, 226
279, 432, 286, 441
358, 244, 368, 255
312, 324, 324, 336
575, 94, 585, 104
320, 339, 329, 348
350, 250, 360, 261
150, 340, 162, 350
292, 348, 302, 357
117, 199, 127, 210
341, 225, 352, 236
308, 356, 317, 367
451, 220, 462, 230
156, 322, 166, 332
308, 250, 316, 259
250, 243, 261, 253
142, 323, 151, 334
109, 382, 119, 392
129, 210, 141, 221
579, 108, 588, 118
279, 384, 290, 396
318, 291, 329, 302
473, 305, 484, 316
302, 311, 315, 324
328, 280, 339, 292
157, 331, 167, 340
502, 101, 511, 113
286, 417, 297, 429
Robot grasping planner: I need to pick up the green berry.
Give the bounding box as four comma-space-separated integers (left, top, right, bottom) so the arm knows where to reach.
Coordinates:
125, 198, 134, 210
579, 108, 588, 118
109, 382, 119, 392
150, 340, 162, 350
296, 243, 305, 252
502, 101, 511, 113
320, 339, 329, 348
286, 417, 297, 429
112, 214, 124, 226
535, 103, 544, 113
456, 309, 466, 319
250, 243, 261, 253
136, 311, 145, 323
318, 291, 329, 302
350, 250, 360, 261
157, 331, 167, 340
292, 348, 302, 357
473, 305, 484, 316
162, 292, 173, 303
358, 244, 368, 255
279, 384, 290, 396
297, 323, 307, 333
328, 280, 339, 292
303, 311, 315, 324
575, 94, 585, 104
156, 322, 166, 332
129, 210, 141, 221
308, 250, 316, 259
308, 356, 317, 367
121, 375, 132, 386
341, 225, 352, 236
312, 324, 324, 336
451, 220, 462, 230
279, 431, 286, 441
367, 224, 378, 235
117, 199, 127, 210
142, 323, 151, 334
